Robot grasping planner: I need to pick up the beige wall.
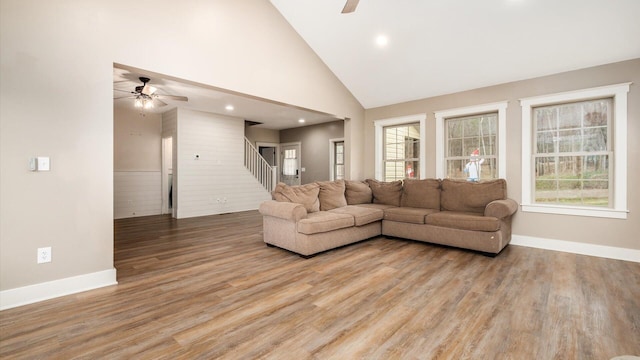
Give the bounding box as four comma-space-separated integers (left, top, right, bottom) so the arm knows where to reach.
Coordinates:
365, 59, 640, 250
280, 120, 345, 184
0, 0, 364, 292
244, 124, 280, 146
114, 105, 162, 171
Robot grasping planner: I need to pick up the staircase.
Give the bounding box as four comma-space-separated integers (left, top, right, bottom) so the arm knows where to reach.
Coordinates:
244, 137, 278, 192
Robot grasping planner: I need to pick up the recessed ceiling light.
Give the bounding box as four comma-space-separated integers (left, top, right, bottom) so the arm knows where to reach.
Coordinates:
298, 118, 306, 123
375, 34, 389, 47
225, 105, 234, 111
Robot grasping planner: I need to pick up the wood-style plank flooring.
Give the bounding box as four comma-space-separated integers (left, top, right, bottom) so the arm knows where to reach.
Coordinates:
1, 210, 639, 359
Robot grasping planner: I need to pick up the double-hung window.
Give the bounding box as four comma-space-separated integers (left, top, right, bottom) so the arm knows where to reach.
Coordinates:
435, 102, 507, 180
383, 124, 420, 181
374, 114, 426, 181
520, 83, 630, 219
444, 113, 498, 180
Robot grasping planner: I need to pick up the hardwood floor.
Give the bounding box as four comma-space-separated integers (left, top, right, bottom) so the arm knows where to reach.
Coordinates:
1, 210, 639, 359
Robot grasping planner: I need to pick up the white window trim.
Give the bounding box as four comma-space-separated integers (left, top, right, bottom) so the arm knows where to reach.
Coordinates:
374, 114, 427, 181
329, 137, 344, 181
520, 83, 630, 219
435, 101, 508, 179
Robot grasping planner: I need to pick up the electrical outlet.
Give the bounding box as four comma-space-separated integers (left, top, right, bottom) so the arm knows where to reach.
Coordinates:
37, 247, 52, 264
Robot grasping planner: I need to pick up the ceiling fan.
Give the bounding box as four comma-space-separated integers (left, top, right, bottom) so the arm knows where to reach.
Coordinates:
114, 77, 188, 109
341, 0, 359, 13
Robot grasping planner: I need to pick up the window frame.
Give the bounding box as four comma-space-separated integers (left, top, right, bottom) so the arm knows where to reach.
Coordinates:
374, 114, 426, 181
520, 83, 630, 219
435, 101, 508, 179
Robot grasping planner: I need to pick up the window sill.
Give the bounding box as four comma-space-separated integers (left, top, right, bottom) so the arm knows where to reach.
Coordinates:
520, 204, 628, 219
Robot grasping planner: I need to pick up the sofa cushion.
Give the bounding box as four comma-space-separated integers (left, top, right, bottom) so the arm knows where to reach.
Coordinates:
383, 207, 440, 224
440, 179, 507, 214
317, 180, 347, 211
345, 180, 373, 205
355, 203, 398, 211
401, 179, 441, 209
366, 179, 403, 207
329, 205, 384, 226
297, 211, 354, 235
426, 211, 500, 232
272, 182, 320, 213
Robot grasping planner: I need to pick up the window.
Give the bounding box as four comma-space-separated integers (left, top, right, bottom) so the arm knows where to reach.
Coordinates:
331, 139, 345, 180
444, 113, 498, 181
435, 102, 507, 180
520, 83, 630, 219
384, 124, 420, 181
282, 149, 297, 176
374, 114, 426, 181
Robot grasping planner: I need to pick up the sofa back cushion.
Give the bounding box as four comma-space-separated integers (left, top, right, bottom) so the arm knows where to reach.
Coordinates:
272, 182, 320, 213
345, 180, 373, 205
401, 179, 441, 209
366, 179, 403, 207
317, 180, 348, 211
440, 178, 507, 214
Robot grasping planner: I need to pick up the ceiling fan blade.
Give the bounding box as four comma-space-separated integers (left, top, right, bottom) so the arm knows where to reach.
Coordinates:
114, 89, 135, 94
113, 95, 133, 100
141, 84, 157, 96
158, 94, 188, 102
155, 99, 168, 107
341, 0, 359, 13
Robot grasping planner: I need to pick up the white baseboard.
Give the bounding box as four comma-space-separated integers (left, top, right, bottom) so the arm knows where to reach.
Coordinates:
511, 235, 640, 263
0, 268, 117, 311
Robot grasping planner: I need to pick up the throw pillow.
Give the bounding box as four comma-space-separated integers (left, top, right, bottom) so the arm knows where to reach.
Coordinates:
401, 179, 441, 209
344, 180, 373, 205
317, 180, 347, 211
366, 179, 403, 207
271, 182, 320, 213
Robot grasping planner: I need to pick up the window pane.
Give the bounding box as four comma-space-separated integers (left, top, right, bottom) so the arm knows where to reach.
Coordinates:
448, 139, 463, 157
557, 129, 581, 152
558, 103, 581, 129
536, 131, 555, 154
405, 161, 418, 179
446, 159, 466, 179
584, 128, 607, 151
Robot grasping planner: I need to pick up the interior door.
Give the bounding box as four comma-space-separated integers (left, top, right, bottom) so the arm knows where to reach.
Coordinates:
280, 143, 301, 186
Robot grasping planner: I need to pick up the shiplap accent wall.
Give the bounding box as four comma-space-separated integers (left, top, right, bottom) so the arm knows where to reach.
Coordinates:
176, 108, 271, 219
113, 172, 162, 219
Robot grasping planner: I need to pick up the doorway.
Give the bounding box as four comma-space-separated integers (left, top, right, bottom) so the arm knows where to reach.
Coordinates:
280, 142, 301, 186
162, 136, 174, 216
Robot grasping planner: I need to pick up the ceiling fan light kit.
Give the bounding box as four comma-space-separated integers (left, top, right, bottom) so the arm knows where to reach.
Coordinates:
115, 76, 188, 110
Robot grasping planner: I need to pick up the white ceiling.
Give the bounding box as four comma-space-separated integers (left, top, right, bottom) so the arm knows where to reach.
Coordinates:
113, 66, 342, 130
270, 0, 640, 109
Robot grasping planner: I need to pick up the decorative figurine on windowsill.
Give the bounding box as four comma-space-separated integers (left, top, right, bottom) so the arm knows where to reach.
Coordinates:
464, 148, 484, 182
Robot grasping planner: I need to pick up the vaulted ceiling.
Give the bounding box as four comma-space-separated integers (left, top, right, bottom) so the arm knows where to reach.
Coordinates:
271, 0, 640, 108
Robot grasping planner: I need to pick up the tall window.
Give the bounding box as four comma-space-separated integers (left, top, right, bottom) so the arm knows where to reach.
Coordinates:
444, 113, 498, 180
374, 114, 426, 181
520, 83, 629, 219
383, 123, 420, 181
435, 102, 507, 180
334, 141, 345, 180
282, 149, 297, 176
533, 99, 611, 207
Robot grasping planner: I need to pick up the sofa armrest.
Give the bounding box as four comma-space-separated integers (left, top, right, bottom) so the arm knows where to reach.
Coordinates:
484, 198, 518, 219
259, 200, 308, 222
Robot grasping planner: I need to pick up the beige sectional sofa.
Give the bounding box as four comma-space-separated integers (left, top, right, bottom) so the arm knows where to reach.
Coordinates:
258, 178, 518, 257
